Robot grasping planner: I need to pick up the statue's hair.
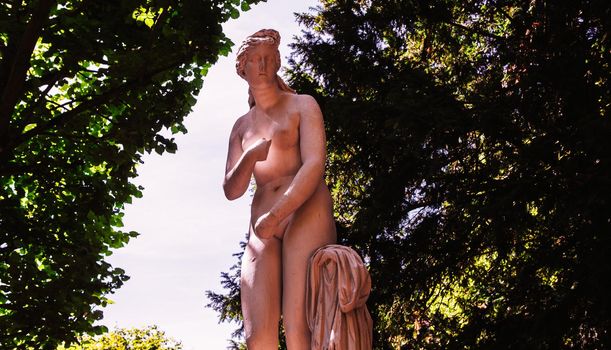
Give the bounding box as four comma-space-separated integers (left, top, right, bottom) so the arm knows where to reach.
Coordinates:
235, 29, 296, 108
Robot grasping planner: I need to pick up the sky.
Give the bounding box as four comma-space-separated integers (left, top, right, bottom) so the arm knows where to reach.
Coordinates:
100, 1, 320, 348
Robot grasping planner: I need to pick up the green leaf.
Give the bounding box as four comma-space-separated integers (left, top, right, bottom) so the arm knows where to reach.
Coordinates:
22, 123, 37, 133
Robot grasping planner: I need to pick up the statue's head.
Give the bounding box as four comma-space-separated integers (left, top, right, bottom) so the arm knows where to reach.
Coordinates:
235, 29, 296, 108
235, 28, 281, 78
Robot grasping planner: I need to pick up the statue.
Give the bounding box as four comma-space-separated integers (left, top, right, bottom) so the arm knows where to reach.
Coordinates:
223, 29, 371, 349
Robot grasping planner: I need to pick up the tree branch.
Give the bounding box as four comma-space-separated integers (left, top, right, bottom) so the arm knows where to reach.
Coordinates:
0, 162, 39, 177
15, 81, 134, 144
0, 0, 55, 146
14, 76, 58, 131
5, 57, 188, 158
26, 66, 72, 90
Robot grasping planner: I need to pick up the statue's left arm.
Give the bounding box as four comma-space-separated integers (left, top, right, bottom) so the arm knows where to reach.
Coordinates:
254, 95, 327, 238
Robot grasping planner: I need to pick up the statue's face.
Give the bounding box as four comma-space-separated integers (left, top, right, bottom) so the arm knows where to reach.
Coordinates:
242, 44, 279, 87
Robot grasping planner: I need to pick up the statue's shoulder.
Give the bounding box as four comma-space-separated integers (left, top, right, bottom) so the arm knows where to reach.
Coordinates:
292, 93, 318, 104
289, 93, 320, 112
231, 109, 253, 136
290, 94, 322, 120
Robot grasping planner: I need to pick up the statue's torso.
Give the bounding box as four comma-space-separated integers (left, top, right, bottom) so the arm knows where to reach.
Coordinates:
241, 102, 301, 187
239, 95, 332, 239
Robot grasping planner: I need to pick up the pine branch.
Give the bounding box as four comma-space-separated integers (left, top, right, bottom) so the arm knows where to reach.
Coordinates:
444, 20, 507, 41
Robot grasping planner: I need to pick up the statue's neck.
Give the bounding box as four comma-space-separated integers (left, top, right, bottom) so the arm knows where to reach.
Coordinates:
250, 83, 282, 111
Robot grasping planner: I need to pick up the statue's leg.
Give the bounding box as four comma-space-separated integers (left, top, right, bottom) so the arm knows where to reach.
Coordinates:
282, 187, 337, 349
241, 226, 282, 349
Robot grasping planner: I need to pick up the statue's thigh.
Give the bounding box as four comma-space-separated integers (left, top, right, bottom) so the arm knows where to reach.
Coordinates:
281, 206, 336, 333
241, 232, 282, 337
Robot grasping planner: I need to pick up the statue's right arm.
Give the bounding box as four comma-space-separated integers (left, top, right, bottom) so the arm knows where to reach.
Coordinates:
223, 117, 270, 200
223, 118, 251, 200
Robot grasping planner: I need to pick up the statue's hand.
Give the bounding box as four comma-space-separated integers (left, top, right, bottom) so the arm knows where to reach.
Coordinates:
254, 211, 279, 239
247, 138, 272, 162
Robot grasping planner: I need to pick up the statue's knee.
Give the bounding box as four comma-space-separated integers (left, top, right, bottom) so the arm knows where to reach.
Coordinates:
282, 319, 310, 344
244, 327, 278, 349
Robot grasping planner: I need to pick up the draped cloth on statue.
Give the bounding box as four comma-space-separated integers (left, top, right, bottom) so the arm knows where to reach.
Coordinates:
306, 244, 373, 350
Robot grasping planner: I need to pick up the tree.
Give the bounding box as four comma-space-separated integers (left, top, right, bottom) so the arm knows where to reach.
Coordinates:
59, 325, 182, 350
0, 0, 263, 348
209, 0, 610, 348
206, 238, 247, 349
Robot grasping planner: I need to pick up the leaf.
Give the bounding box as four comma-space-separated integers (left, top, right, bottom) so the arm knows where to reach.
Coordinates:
22, 123, 37, 133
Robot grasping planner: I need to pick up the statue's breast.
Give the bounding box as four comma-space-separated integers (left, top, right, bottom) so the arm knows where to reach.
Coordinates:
241, 110, 299, 151
271, 111, 299, 149
242, 110, 302, 184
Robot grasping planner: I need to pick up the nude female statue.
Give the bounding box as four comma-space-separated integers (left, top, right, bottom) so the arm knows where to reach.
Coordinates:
223, 29, 337, 349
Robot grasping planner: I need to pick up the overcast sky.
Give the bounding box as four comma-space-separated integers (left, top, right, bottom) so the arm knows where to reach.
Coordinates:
100, 1, 320, 348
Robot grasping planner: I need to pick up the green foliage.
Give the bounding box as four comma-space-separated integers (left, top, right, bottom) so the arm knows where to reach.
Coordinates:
59, 325, 182, 350
0, 0, 263, 348
287, 0, 610, 348
210, 0, 610, 349
206, 237, 247, 349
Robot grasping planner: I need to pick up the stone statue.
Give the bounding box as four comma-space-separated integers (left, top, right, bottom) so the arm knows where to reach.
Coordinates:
223, 29, 337, 349
223, 29, 372, 349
